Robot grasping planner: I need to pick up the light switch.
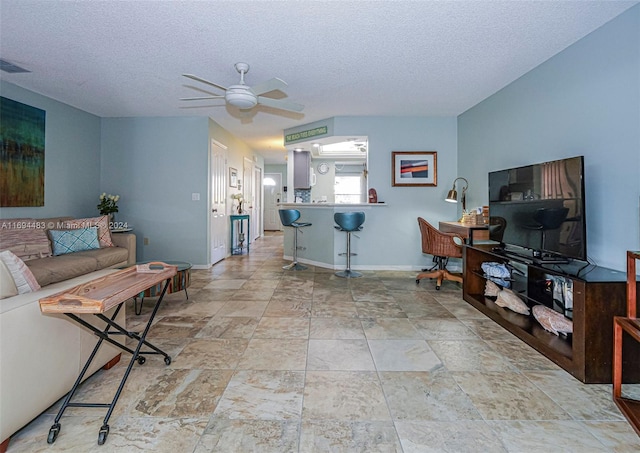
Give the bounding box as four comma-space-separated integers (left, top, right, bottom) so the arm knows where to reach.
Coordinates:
192, 193, 200, 201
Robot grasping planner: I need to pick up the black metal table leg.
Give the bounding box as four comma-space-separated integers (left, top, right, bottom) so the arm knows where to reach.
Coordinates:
47, 279, 172, 446
133, 295, 144, 315
47, 304, 124, 443
98, 279, 172, 439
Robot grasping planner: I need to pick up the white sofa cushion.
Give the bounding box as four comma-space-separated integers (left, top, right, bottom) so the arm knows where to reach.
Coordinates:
0, 268, 123, 443
0, 259, 18, 299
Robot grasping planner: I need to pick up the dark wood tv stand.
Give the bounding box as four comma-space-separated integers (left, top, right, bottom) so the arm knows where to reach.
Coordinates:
463, 244, 640, 383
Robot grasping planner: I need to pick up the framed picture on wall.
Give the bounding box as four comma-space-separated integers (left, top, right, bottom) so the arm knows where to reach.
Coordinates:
391, 151, 437, 187
229, 167, 238, 188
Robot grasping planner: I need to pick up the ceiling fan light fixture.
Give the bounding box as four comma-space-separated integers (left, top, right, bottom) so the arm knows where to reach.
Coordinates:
182, 62, 303, 113
225, 85, 257, 109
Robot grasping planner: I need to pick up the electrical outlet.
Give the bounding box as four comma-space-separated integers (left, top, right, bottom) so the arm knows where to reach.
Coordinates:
143, 237, 149, 245
192, 192, 200, 201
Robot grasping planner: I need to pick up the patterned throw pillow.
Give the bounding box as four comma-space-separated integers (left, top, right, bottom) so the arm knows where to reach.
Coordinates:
56, 216, 113, 247
0, 250, 41, 294
49, 228, 100, 256
0, 218, 52, 261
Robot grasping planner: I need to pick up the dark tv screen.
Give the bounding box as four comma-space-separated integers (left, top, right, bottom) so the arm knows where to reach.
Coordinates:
488, 156, 586, 262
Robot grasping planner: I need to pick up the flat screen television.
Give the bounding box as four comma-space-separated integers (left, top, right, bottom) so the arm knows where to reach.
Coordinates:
488, 156, 586, 263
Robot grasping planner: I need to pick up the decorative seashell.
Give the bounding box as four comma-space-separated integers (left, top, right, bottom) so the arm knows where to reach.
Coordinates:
532, 305, 573, 335
484, 280, 501, 297
495, 288, 530, 315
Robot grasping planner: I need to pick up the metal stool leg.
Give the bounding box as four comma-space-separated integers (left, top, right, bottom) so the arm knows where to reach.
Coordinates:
336, 231, 362, 278
283, 226, 307, 270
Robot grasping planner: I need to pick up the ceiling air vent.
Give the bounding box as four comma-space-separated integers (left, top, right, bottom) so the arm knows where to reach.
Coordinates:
0, 59, 31, 73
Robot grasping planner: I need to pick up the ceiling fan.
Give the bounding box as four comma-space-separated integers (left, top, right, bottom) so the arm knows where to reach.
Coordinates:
181, 62, 304, 113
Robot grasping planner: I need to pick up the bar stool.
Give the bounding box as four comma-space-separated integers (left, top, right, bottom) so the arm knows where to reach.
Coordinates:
334, 211, 365, 278
279, 209, 312, 270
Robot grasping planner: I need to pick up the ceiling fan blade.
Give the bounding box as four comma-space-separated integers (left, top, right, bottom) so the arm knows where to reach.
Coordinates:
250, 77, 287, 96
182, 74, 227, 92
180, 96, 225, 101
257, 96, 304, 113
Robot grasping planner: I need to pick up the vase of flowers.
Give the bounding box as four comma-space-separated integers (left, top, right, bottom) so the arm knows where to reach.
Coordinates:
230, 193, 244, 214
97, 193, 119, 224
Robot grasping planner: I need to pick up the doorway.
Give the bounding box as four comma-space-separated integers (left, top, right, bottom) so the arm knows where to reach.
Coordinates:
209, 139, 227, 265
253, 166, 263, 240
263, 173, 282, 230
243, 157, 258, 245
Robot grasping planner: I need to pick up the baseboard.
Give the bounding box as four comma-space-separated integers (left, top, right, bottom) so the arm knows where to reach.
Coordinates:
286, 255, 434, 272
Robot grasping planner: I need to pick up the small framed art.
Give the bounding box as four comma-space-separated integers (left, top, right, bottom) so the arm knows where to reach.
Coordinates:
229, 167, 238, 188
391, 151, 437, 187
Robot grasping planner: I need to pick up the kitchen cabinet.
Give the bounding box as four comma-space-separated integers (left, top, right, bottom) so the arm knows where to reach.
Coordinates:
293, 151, 311, 189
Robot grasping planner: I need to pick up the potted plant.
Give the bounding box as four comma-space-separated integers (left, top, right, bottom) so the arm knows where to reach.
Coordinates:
230, 193, 244, 214
97, 193, 119, 224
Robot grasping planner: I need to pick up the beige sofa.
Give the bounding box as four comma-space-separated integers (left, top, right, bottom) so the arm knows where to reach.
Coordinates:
0, 217, 136, 451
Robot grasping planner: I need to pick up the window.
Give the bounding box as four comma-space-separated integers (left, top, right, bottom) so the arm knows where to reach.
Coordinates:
334, 175, 363, 204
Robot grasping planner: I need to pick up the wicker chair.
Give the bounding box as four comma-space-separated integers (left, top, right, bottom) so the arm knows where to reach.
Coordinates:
416, 217, 464, 290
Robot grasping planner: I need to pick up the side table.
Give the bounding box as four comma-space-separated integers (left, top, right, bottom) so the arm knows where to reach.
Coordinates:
39, 262, 176, 445
230, 214, 250, 255
133, 260, 192, 315
613, 250, 640, 436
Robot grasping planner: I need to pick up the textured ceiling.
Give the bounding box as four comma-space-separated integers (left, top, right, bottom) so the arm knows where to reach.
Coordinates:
1, 0, 637, 163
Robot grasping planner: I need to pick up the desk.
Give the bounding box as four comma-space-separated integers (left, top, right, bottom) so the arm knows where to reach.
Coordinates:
39, 262, 177, 446
230, 214, 250, 255
439, 221, 489, 245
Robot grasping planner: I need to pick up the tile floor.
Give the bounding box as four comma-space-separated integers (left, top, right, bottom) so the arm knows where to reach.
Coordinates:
7, 232, 640, 452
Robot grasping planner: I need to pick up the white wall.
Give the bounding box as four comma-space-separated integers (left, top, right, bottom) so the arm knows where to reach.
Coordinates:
311, 159, 336, 203
208, 118, 262, 213
458, 5, 640, 271
0, 82, 102, 219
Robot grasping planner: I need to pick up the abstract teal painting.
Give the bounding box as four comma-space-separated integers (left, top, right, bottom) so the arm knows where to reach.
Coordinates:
0, 97, 45, 206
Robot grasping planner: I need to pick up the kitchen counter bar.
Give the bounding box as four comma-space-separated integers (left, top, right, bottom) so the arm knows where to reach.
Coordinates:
277, 203, 388, 269
278, 202, 387, 208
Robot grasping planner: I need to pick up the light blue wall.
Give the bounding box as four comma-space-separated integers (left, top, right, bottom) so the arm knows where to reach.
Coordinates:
0, 81, 102, 219
101, 117, 210, 265
1, 83, 266, 267
458, 5, 640, 271
332, 116, 459, 268
100, 116, 260, 266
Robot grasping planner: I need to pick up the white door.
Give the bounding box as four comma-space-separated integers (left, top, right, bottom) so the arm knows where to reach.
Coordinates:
264, 173, 282, 230
210, 140, 227, 265
243, 158, 255, 245
253, 166, 263, 240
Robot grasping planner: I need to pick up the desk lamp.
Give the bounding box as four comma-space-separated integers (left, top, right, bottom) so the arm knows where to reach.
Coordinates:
445, 177, 468, 212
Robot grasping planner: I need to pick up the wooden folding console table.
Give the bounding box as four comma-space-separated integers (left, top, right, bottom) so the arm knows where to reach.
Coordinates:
39, 262, 177, 446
